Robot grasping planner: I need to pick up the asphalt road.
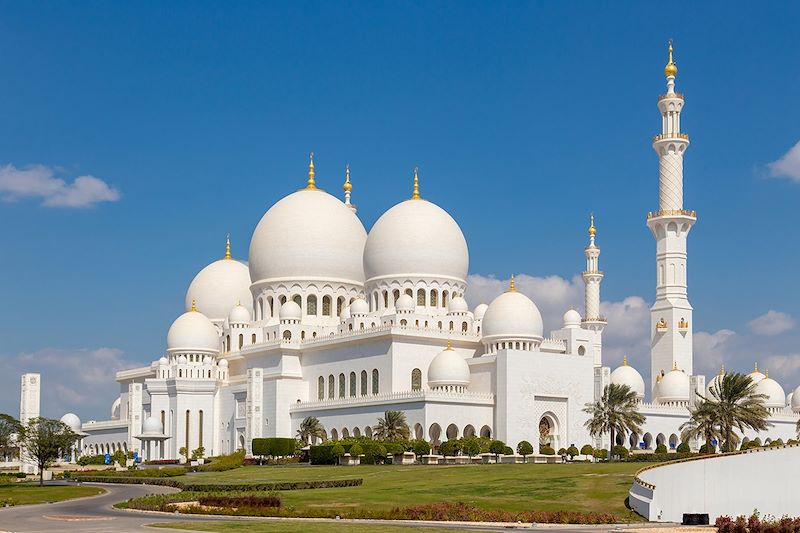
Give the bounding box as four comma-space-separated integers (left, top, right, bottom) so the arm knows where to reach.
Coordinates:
0, 482, 655, 532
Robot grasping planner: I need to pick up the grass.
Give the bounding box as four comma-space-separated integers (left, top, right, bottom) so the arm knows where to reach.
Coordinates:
172, 463, 641, 520
149, 522, 486, 532
0, 483, 104, 505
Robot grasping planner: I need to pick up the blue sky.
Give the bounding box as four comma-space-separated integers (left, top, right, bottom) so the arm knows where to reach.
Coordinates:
1, 2, 799, 418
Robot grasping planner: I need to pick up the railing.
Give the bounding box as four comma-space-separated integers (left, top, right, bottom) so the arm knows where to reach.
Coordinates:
647, 209, 697, 219
652, 132, 689, 142
582, 316, 607, 323
658, 92, 684, 101
291, 389, 495, 410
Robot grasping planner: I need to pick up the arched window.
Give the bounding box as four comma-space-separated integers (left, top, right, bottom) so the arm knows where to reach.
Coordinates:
318, 376, 325, 400
400, 319, 407, 326
307, 295, 317, 315
405, 288, 413, 297
283, 330, 292, 341
449, 321, 454, 331
462, 322, 468, 332
349, 371, 356, 397
251, 333, 256, 344
238, 334, 244, 350
322, 295, 331, 316
279, 295, 287, 305
226, 335, 230, 352
372, 369, 379, 394
328, 375, 335, 399
417, 289, 425, 306
301, 330, 305, 340
293, 294, 302, 307
338, 373, 345, 398
360, 370, 368, 396
185, 410, 190, 454
430, 289, 438, 307
411, 368, 422, 391
268, 296, 274, 317
383, 291, 388, 308
442, 290, 448, 307
199, 410, 204, 448
392, 289, 400, 304
337, 296, 344, 317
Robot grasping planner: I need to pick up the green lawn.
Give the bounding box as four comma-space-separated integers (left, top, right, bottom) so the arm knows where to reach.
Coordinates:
0, 483, 104, 505
174, 463, 641, 519
150, 521, 486, 533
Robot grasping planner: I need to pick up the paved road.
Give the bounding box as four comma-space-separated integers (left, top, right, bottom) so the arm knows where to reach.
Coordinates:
0, 482, 656, 532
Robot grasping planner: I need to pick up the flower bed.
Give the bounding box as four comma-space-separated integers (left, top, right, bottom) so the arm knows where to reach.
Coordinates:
79, 476, 363, 491
717, 514, 800, 533
71, 467, 187, 478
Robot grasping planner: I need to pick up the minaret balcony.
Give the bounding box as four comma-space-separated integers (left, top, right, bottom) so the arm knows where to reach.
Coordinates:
582, 316, 607, 324
647, 209, 697, 220
658, 92, 684, 101
652, 132, 689, 143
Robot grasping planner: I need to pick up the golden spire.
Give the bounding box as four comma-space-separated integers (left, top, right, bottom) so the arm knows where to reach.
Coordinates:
664, 39, 678, 78
672, 360, 678, 371
765, 369, 769, 379
720, 364, 725, 376
306, 152, 316, 189
588, 213, 596, 237
507, 274, 517, 292
411, 167, 421, 200
190, 299, 197, 312
224, 234, 231, 260
623, 355, 628, 366
446, 338, 453, 350
754, 362, 759, 373
343, 164, 352, 192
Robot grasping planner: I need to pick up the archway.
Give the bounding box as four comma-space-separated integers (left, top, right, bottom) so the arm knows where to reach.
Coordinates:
643, 432, 653, 450
538, 414, 559, 451
656, 433, 666, 447
669, 433, 678, 450
353, 427, 361, 437
479, 425, 491, 438
364, 426, 372, 439
414, 423, 423, 440
342, 428, 350, 439
627, 433, 637, 448
331, 428, 338, 441
446, 424, 459, 440
429, 423, 442, 446
463, 424, 475, 438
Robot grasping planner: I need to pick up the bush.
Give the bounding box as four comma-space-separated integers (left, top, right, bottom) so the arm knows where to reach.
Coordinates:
438, 439, 457, 457
502, 446, 513, 455
566, 445, 579, 459
580, 444, 593, 456
73, 467, 187, 478
699, 443, 716, 454
462, 437, 481, 457
411, 439, 430, 457
191, 447, 205, 460
540, 446, 555, 456
676, 442, 690, 453
194, 450, 245, 472
716, 514, 800, 533
593, 448, 608, 460
655, 444, 667, 454
488, 440, 506, 458
252, 438, 297, 458
331, 444, 345, 459
349, 443, 363, 456
365, 444, 386, 464
198, 494, 281, 508
82, 477, 363, 491
77, 454, 107, 466
516, 441, 533, 457
612, 445, 629, 458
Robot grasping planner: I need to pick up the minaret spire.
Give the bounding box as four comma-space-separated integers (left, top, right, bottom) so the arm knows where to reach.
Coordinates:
648, 40, 696, 395
343, 164, 356, 212
224, 234, 231, 260
306, 152, 316, 190
411, 167, 421, 200
582, 213, 606, 366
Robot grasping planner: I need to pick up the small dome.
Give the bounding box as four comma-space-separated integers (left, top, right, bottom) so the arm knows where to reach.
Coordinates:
755, 376, 785, 409
279, 300, 302, 321
60, 413, 82, 433
142, 417, 163, 435
350, 298, 369, 316
219, 358, 229, 368
448, 296, 469, 314
428, 344, 470, 388
707, 370, 725, 397
610, 358, 645, 399
228, 303, 251, 324
167, 309, 220, 353
340, 305, 352, 319
786, 391, 793, 407
482, 288, 543, 343
791, 386, 800, 412
158, 356, 168, 365
656, 367, 690, 403
473, 303, 488, 321
178, 355, 187, 364
395, 294, 415, 313
748, 365, 766, 384
185, 252, 252, 322
563, 309, 582, 329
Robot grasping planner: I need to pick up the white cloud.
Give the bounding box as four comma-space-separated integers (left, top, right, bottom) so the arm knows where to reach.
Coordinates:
767, 140, 800, 183
0, 347, 141, 420
747, 310, 795, 336
693, 329, 737, 376
0, 164, 120, 208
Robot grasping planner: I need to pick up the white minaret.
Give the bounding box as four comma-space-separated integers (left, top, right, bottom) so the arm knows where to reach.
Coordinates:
343, 164, 356, 212
19, 373, 41, 474
647, 41, 696, 394
582, 214, 606, 366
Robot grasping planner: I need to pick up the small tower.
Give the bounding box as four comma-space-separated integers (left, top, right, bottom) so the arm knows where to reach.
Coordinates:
647, 41, 696, 395
343, 164, 356, 212
581, 214, 606, 366
19, 373, 41, 474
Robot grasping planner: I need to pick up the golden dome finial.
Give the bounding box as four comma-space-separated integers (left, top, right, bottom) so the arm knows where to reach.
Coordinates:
411, 167, 421, 200
588, 213, 596, 237
306, 152, 316, 189
224, 234, 231, 260
765, 369, 769, 379
343, 164, 352, 192
507, 274, 517, 292
623, 355, 628, 366
664, 39, 678, 78
720, 364, 725, 376
446, 338, 453, 350
672, 360, 678, 371
754, 362, 759, 373
190, 299, 197, 312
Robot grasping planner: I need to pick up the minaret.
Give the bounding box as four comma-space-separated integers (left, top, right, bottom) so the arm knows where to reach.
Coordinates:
647, 41, 696, 395
582, 214, 606, 366
343, 164, 356, 212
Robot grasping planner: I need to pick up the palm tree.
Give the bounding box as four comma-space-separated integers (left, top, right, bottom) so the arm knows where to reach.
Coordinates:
296, 416, 326, 444
374, 410, 410, 440
680, 399, 721, 451
705, 372, 771, 452
583, 383, 645, 457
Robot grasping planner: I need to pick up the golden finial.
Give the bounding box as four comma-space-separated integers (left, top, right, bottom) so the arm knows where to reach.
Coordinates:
623, 355, 628, 366
664, 39, 678, 78
765, 369, 769, 379
306, 152, 316, 189
190, 299, 197, 312
411, 167, 421, 200
446, 338, 453, 350
720, 364, 725, 376
588, 213, 596, 237
754, 362, 759, 373
224, 234, 231, 260
343, 164, 352, 192
507, 274, 517, 292
672, 360, 678, 371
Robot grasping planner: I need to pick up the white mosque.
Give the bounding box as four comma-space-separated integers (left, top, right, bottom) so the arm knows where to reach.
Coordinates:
23, 44, 800, 462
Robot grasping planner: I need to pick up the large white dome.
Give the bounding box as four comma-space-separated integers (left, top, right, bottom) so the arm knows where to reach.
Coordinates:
748, 365, 766, 384
428, 344, 471, 388
656, 367, 690, 403
610, 358, 645, 399
481, 287, 543, 343
755, 376, 785, 409
792, 386, 800, 412
249, 188, 367, 286
364, 198, 468, 284
167, 308, 220, 353
60, 413, 82, 433
185, 250, 252, 322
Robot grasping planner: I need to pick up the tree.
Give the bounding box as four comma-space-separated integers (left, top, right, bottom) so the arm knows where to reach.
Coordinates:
580, 444, 594, 458
191, 446, 205, 460
488, 439, 506, 461
583, 383, 645, 459
566, 445, 579, 460
349, 443, 363, 456
676, 442, 690, 453
705, 372, 771, 452
179, 446, 188, 461
680, 399, 721, 451
411, 439, 431, 458
0, 414, 21, 462
331, 444, 345, 460
296, 416, 326, 445
374, 411, 410, 441
517, 440, 534, 458
19, 417, 78, 486
462, 437, 480, 457
438, 439, 457, 457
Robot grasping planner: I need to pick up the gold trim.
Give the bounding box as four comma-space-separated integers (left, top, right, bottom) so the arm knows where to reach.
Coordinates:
343, 164, 352, 192
306, 152, 316, 189
411, 167, 421, 200
664, 39, 677, 78
224, 234, 231, 260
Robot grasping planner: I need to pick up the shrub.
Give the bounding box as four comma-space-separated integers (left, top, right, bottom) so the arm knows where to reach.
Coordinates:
502, 446, 514, 455
593, 448, 608, 460
699, 443, 716, 454
566, 445, 579, 459
462, 437, 481, 457
331, 444, 345, 459
580, 444, 593, 456
191, 447, 205, 460
516, 441, 534, 457
194, 450, 245, 472
77, 454, 107, 466
349, 443, 363, 456
81, 477, 363, 491
252, 438, 297, 458
676, 442, 690, 453
73, 467, 186, 478
438, 439, 457, 457
384, 442, 406, 455
198, 495, 281, 508
540, 446, 555, 456
488, 440, 506, 459
411, 439, 431, 457
612, 445, 629, 458
655, 444, 667, 454
366, 444, 387, 464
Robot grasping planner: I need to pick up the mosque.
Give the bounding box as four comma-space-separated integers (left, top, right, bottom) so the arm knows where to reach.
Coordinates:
23, 44, 800, 462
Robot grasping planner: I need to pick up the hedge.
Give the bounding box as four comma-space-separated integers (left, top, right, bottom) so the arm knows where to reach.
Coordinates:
72, 476, 363, 491
252, 438, 296, 457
